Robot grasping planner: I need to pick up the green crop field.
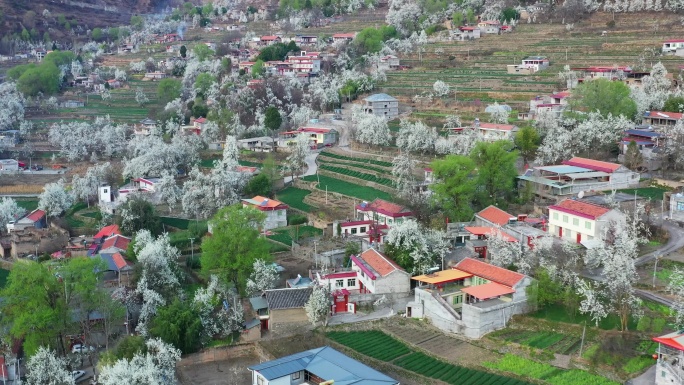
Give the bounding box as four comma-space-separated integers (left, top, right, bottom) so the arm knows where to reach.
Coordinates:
618, 187, 668, 200
395, 352, 532, 385
276, 187, 314, 213
319, 165, 394, 187
490, 330, 581, 355
267, 225, 322, 246
301, 174, 394, 202
327, 331, 411, 361
317, 158, 390, 174
484, 354, 619, 385
16, 199, 39, 212
319, 151, 392, 167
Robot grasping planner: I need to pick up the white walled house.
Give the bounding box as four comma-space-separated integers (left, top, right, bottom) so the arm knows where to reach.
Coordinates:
474, 121, 519, 142
653, 330, 684, 385
242, 196, 288, 230
355, 198, 413, 227
350, 248, 410, 295
662, 39, 684, 54
547, 199, 624, 243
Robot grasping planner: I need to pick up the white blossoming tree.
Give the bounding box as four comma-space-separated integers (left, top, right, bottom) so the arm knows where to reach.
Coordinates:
71, 162, 111, 207
156, 171, 182, 213
25, 346, 74, 385
433, 80, 450, 97
99, 338, 181, 385
392, 152, 416, 197
355, 114, 392, 147
0, 82, 25, 130
668, 268, 684, 329
135, 87, 149, 106
487, 102, 510, 124
486, 230, 524, 269
305, 285, 330, 326
385, 219, 449, 274
0, 197, 26, 233
192, 275, 232, 343
396, 120, 438, 154
246, 259, 279, 295
284, 133, 311, 180
39, 179, 74, 221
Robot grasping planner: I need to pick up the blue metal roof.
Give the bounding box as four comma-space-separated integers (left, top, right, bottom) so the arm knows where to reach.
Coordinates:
624, 129, 661, 138
249, 296, 268, 310
92, 253, 118, 271
363, 93, 397, 102
249, 346, 398, 384
535, 165, 592, 174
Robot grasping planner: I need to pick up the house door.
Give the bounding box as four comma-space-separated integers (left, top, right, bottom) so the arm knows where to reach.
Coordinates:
558, 227, 563, 237
407, 307, 412, 317
335, 295, 348, 313
576, 233, 581, 243
260, 319, 269, 330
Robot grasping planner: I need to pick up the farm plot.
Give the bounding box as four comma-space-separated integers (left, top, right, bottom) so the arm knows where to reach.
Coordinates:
394, 352, 532, 385
317, 158, 390, 175
327, 331, 411, 362
276, 187, 314, 213
319, 151, 392, 167
490, 330, 581, 355
319, 165, 394, 187
484, 354, 619, 385
301, 175, 394, 202
267, 225, 322, 246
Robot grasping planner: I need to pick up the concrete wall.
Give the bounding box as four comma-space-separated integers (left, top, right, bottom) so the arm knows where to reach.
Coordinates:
410, 288, 462, 334
461, 298, 527, 339
269, 308, 308, 328
375, 271, 411, 295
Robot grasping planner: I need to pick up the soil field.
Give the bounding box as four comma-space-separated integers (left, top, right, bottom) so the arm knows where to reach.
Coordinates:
177, 353, 258, 385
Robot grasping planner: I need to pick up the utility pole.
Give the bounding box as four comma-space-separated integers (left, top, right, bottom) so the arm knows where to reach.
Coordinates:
189, 237, 196, 261
653, 254, 661, 288
578, 322, 587, 357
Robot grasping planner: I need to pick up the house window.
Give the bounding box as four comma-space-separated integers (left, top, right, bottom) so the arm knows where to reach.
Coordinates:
553, 212, 558, 220
351, 228, 357, 234
257, 375, 265, 385
103, 188, 108, 193
562, 215, 568, 223
348, 278, 356, 287
292, 371, 301, 380
336, 279, 344, 288
453, 295, 462, 305
585, 221, 592, 230
360, 226, 366, 233
572, 218, 579, 226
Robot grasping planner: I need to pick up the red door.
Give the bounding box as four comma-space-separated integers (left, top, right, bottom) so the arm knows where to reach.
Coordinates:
260, 319, 269, 330
558, 227, 563, 237
576, 233, 581, 243
335, 295, 348, 313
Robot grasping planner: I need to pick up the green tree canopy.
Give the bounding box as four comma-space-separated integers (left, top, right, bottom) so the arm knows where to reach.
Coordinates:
114, 335, 147, 360
193, 44, 215, 61
251, 60, 265, 78
157, 78, 182, 105
663, 96, 684, 113
353, 26, 398, 54
201, 205, 271, 295
469, 141, 519, 207
430, 155, 477, 221
571, 78, 637, 120
150, 299, 202, 354
256, 41, 300, 61
194, 73, 216, 99
514, 126, 540, 166
243, 173, 271, 197
92, 28, 103, 41
115, 197, 162, 236
180, 45, 187, 58
264, 106, 282, 131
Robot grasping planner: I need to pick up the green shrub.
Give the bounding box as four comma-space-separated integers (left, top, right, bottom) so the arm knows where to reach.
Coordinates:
636, 316, 651, 332
651, 317, 666, 333
288, 214, 307, 226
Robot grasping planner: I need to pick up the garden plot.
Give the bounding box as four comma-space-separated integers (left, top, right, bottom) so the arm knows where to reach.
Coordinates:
491, 330, 582, 355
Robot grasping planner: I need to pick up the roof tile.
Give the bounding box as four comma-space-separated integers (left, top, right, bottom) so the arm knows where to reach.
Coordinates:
357, 248, 404, 277
265, 287, 313, 310
455, 258, 525, 287
101, 234, 131, 251
562, 157, 621, 172
477, 206, 516, 227
549, 199, 610, 220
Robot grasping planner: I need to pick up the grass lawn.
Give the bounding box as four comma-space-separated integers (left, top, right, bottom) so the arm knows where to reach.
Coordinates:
618, 187, 667, 200
301, 174, 394, 202
530, 303, 638, 331
0, 268, 9, 289
160, 217, 207, 230
267, 225, 322, 246
276, 187, 314, 213
16, 199, 39, 212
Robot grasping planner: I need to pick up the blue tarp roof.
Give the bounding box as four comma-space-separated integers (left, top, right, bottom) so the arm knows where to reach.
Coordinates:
249, 346, 398, 384
624, 129, 661, 138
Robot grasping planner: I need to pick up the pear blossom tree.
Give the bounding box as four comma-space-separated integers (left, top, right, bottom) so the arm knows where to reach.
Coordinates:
284, 133, 311, 180
0, 197, 26, 232
246, 259, 279, 295
392, 152, 417, 197
71, 162, 111, 207
396, 120, 438, 154
192, 275, 232, 343
355, 114, 392, 147
386, 0, 423, 36
668, 268, 684, 329
487, 102, 510, 124
558, 65, 579, 89
305, 285, 330, 326
135, 87, 149, 106
630, 62, 674, 116
0, 82, 25, 130
156, 171, 182, 213
486, 230, 524, 269
433, 80, 450, 97
49, 116, 130, 161
385, 219, 449, 274
25, 346, 74, 385
129, 61, 146, 73
98, 338, 181, 385
39, 179, 74, 221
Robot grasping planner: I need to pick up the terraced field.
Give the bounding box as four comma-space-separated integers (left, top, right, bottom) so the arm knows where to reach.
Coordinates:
489, 329, 581, 355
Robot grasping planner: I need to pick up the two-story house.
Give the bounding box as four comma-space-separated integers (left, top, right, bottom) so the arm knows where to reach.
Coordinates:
350, 248, 410, 295
653, 330, 684, 385
355, 198, 413, 227
242, 196, 288, 230
408, 258, 532, 338
507, 56, 549, 74
547, 199, 624, 243
332, 33, 356, 43
362, 93, 399, 119
643, 110, 682, 128
477, 20, 501, 34
474, 121, 519, 141
249, 346, 399, 385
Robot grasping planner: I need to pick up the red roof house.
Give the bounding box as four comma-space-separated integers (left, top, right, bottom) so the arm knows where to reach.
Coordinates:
475, 206, 516, 227
94, 224, 121, 241
242, 196, 288, 230
547, 199, 623, 243
561, 157, 622, 173
355, 199, 414, 226
100, 234, 131, 253
454, 257, 525, 287
350, 248, 410, 294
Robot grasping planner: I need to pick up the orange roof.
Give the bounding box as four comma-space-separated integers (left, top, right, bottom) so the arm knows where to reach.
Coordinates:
111, 252, 132, 270
477, 206, 515, 227
94, 224, 121, 239
243, 196, 288, 210
356, 199, 412, 218
101, 234, 131, 251
261, 35, 280, 40
562, 157, 621, 172
478, 123, 517, 131
358, 248, 404, 277
461, 282, 515, 300
455, 258, 524, 287
412, 269, 472, 284
25, 209, 46, 222
549, 199, 611, 220
465, 227, 518, 242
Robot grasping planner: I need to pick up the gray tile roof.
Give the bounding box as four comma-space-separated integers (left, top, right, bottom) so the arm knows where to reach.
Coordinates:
249, 346, 399, 384
363, 93, 397, 102
249, 296, 268, 310
265, 287, 313, 310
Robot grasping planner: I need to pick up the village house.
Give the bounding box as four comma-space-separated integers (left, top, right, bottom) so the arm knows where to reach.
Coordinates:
0, 159, 19, 171
574, 66, 632, 81
6, 209, 47, 232
295, 35, 318, 45
263, 287, 313, 330
283, 51, 322, 75
237, 136, 276, 152
332, 33, 356, 43
247, 295, 270, 335
118, 177, 162, 199
662, 39, 684, 55
642, 110, 681, 128
520, 91, 570, 120
350, 248, 411, 295
144, 72, 167, 80
106, 79, 122, 89
134, 118, 157, 136
0, 131, 20, 148
362, 93, 399, 119
407, 258, 533, 338
450, 26, 481, 41
619, 126, 662, 170
93, 224, 120, 243
7, 226, 69, 259
378, 55, 400, 71
473, 120, 519, 141
652, 330, 684, 384
93, 251, 134, 287
473, 205, 546, 250
477, 20, 501, 34
259, 35, 282, 46
242, 196, 288, 230
547, 199, 624, 243
60, 100, 85, 108
249, 346, 399, 385
507, 56, 549, 74
278, 127, 337, 148
99, 234, 132, 254
355, 198, 414, 227
334, 220, 389, 245
518, 157, 640, 199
